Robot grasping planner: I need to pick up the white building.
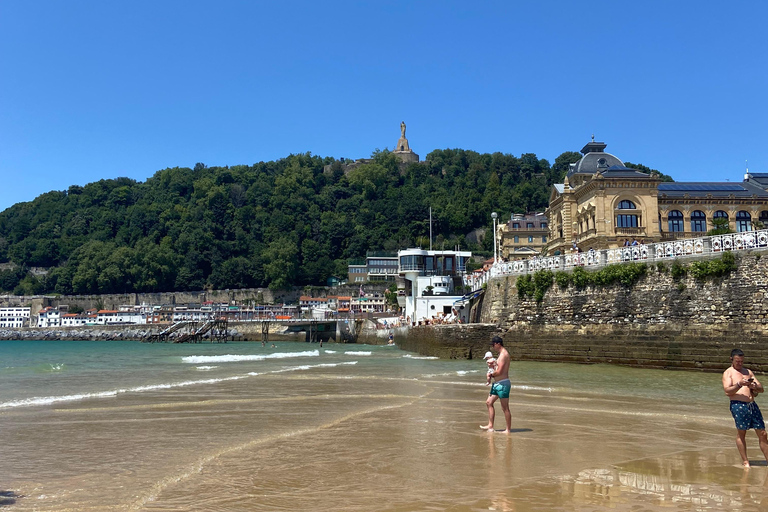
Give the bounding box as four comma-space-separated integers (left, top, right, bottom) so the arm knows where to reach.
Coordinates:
61, 313, 90, 327
397, 248, 472, 324
37, 307, 61, 327
0, 306, 31, 328
96, 310, 147, 325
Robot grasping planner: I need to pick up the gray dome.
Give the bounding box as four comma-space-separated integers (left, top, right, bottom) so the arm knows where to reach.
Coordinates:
566, 139, 625, 178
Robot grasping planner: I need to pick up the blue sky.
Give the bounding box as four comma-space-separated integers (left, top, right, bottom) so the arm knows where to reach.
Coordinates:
1, 1, 766, 212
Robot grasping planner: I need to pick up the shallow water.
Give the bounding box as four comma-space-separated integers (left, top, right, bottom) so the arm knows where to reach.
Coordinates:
1, 340, 766, 511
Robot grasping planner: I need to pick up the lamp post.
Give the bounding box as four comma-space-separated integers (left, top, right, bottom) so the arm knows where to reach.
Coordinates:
491, 212, 498, 265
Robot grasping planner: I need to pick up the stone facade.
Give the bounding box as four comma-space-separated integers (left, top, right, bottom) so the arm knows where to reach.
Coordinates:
479, 249, 768, 371
543, 138, 768, 256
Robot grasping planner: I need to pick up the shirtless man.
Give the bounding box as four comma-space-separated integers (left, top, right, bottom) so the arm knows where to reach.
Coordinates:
480, 336, 512, 433
722, 348, 768, 467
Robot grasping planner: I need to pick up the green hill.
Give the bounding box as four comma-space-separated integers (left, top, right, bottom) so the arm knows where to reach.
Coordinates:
0, 148, 584, 295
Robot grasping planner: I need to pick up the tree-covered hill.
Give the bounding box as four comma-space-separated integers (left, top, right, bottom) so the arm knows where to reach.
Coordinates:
0, 148, 664, 295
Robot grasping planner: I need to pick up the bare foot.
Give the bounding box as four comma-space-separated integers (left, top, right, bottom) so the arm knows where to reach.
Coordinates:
479, 424, 493, 430
496, 429, 511, 434
743, 461, 751, 468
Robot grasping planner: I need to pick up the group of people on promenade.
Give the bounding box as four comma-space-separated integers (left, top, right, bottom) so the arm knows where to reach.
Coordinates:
480, 341, 768, 467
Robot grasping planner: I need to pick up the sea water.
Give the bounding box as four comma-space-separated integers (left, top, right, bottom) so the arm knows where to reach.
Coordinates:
0, 339, 765, 511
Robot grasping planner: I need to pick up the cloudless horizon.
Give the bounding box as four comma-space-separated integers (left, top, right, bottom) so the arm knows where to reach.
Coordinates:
1, 1, 767, 212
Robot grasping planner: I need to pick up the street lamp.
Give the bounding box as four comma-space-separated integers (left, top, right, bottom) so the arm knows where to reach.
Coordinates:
491, 212, 498, 264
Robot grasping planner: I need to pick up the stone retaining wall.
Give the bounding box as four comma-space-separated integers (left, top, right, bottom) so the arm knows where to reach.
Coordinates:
477, 250, 768, 371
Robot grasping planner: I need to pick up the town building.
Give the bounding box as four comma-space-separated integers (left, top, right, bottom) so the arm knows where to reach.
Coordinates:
397, 248, 472, 324
61, 313, 90, 327
0, 306, 31, 328
542, 138, 768, 255
96, 310, 147, 325
351, 294, 387, 313
37, 307, 61, 327
499, 213, 549, 260
347, 252, 399, 283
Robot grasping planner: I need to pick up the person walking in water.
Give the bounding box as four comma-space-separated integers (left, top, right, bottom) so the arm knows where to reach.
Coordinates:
723, 348, 768, 467
480, 336, 512, 433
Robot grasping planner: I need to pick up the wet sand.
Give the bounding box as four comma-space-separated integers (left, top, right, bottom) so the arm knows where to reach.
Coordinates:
2, 347, 767, 511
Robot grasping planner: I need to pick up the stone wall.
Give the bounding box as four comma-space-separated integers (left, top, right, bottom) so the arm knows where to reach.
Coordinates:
478, 250, 768, 371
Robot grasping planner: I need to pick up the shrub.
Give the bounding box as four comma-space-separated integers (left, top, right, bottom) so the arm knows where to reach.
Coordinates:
689, 251, 737, 280
670, 260, 687, 280
554, 271, 571, 289
516, 274, 532, 299
571, 266, 590, 289
516, 270, 553, 303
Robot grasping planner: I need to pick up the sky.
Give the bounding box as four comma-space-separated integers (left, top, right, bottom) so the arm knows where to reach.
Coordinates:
1, 1, 767, 212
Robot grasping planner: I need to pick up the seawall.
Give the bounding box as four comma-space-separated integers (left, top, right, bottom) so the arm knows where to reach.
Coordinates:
475, 250, 768, 371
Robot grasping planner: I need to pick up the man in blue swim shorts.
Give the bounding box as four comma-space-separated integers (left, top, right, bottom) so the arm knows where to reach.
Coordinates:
480, 336, 512, 433
723, 348, 768, 467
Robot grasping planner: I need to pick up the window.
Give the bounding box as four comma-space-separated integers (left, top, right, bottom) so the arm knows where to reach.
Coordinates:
542, 236, 547, 243
528, 236, 534, 243
668, 210, 684, 232
690, 210, 707, 232
512, 223, 520, 228
760, 211, 768, 227
736, 211, 752, 232
541, 222, 547, 228
714, 210, 729, 220
617, 214, 638, 228
618, 200, 636, 209
526, 223, 534, 228
513, 235, 519, 243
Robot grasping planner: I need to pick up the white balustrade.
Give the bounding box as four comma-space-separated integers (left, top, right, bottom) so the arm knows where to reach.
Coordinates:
463, 228, 768, 289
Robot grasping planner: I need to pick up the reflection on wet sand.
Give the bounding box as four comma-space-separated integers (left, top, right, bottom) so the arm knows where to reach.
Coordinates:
543, 451, 768, 511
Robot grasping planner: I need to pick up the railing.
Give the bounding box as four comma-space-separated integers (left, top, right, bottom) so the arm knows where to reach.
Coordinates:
463, 229, 768, 286
615, 227, 647, 237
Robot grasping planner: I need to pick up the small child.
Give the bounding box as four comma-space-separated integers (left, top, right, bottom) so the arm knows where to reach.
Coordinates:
484, 351, 497, 386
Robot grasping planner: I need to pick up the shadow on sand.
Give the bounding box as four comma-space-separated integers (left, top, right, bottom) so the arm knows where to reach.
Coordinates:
0, 491, 21, 507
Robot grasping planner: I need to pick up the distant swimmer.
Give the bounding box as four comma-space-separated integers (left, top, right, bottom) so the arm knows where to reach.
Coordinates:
480, 336, 512, 433
723, 348, 768, 467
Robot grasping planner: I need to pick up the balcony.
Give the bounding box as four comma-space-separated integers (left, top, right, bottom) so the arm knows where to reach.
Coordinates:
577, 228, 596, 242
615, 227, 647, 237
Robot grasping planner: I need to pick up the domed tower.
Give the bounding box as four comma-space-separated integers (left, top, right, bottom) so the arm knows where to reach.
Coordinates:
566, 136, 625, 188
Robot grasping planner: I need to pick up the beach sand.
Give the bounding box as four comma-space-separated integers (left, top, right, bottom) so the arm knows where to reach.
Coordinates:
1, 343, 766, 511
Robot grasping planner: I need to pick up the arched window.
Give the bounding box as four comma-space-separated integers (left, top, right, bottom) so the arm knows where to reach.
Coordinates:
668, 210, 684, 232
690, 210, 707, 232
759, 211, 768, 228
714, 210, 729, 219
618, 200, 636, 209
736, 211, 752, 232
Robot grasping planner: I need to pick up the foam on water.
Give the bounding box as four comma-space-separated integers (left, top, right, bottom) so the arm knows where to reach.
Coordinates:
403, 354, 438, 360
344, 351, 371, 356
0, 375, 249, 409
182, 350, 320, 364
324, 350, 337, 354
0, 358, 364, 410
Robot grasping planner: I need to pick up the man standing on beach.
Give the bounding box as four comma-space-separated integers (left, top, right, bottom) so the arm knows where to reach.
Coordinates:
723, 348, 768, 467
480, 336, 512, 433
